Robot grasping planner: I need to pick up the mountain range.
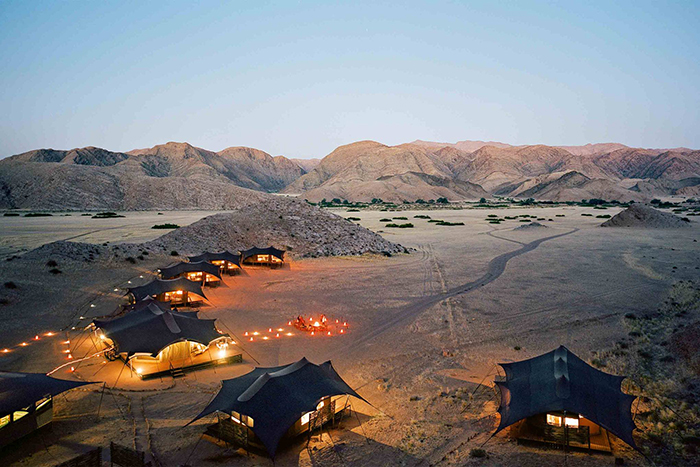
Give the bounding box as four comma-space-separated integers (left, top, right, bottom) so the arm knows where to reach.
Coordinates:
1, 139, 698, 209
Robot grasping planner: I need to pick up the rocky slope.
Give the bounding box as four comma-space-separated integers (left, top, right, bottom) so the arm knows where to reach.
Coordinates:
0, 142, 307, 210
20, 196, 406, 264
600, 204, 691, 228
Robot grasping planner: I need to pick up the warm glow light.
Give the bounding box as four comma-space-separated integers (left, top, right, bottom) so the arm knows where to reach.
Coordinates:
2, 349, 9, 353
268, 328, 272, 333
253, 331, 260, 336
313, 321, 320, 327
62, 349, 71, 353
310, 331, 314, 336
244, 332, 249, 336
287, 321, 292, 325
277, 328, 283, 332
139, 275, 144, 278
275, 333, 279, 338
114, 288, 119, 292
547, 414, 562, 426
70, 367, 75, 372
90, 304, 96, 308
218, 349, 226, 359
45, 332, 55, 337
34, 335, 40, 340
67, 354, 73, 359
249, 337, 254, 342
565, 417, 579, 428
79, 316, 85, 320
340, 329, 344, 334
99, 334, 106, 340
19, 342, 28, 346
63, 340, 70, 345
262, 336, 269, 340
127, 280, 132, 284
136, 368, 142, 375
343, 322, 347, 326
327, 331, 331, 336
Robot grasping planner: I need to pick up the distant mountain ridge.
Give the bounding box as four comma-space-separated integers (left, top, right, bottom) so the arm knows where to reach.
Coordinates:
1, 139, 699, 209
285, 139, 700, 202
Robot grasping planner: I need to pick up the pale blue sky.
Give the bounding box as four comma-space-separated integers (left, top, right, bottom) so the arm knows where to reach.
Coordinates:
1, 0, 698, 159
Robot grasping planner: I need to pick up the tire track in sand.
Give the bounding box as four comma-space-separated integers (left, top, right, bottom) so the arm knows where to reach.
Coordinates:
334, 228, 579, 359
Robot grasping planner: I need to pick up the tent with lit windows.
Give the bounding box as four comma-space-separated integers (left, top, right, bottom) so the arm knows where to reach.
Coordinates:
0, 372, 92, 448
190, 357, 366, 457
494, 345, 638, 452
240, 246, 286, 268
188, 251, 243, 275
126, 277, 207, 306
92, 301, 239, 378
160, 261, 223, 287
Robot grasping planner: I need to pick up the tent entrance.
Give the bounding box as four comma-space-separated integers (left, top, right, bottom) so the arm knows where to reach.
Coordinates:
510, 413, 612, 452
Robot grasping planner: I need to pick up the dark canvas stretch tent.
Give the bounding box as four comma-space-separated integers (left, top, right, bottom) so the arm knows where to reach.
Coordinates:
240, 246, 286, 268
93, 300, 240, 378
495, 345, 638, 452
0, 372, 92, 448
160, 261, 223, 287
188, 251, 243, 275
126, 277, 207, 306
121, 297, 173, 315
191, 358, 366, 457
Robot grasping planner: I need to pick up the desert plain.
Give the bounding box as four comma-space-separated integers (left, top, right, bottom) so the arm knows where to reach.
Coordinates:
0, 205, 698, 466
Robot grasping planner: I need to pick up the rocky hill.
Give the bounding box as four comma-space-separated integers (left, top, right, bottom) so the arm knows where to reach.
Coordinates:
600, 204, 691, 228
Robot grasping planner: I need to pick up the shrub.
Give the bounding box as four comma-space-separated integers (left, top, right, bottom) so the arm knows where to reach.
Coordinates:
157, 212, 164, 215
49, 268, 62, 274
519, 219, 531, 222
347, 208, 360, 212
380, 218, 392, 222
346, 217, 361, 221
4, 281, 17, 289
514, 346, 521, 351
436, 197, 449, 204
437, 221, 465, 226
125, 257, 136, 264
92, 212, 125, 219
470, 448, 486, 458
3, 212, 19, 217
556, 214, 565, 217
24, 212, 52, 217
581, 213, 593, 217
393, 216, 408, 220
152, 224, 180, 229
170, 250, 179, 256
385, 223, 414, 228
596, 214, 611, 218
414, 215, 431, 219
46, 260, 58, 267
427, 219, 444, 223
487, 214, 497, 218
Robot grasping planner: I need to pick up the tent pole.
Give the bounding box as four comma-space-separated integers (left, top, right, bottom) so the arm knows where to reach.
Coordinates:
96, 382, 106, 420
350, 401, 370, 445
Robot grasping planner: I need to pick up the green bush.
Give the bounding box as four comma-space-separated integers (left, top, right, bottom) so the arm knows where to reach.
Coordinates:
385, 223, 414, 228
152, 223, 180, 229
347, 208, 360, 212
596, 214, 611, 218
346, 217, 361, 221
3, 212, 19, 217
581, 213, 593, 217
392, 216, 408, 220
414, 215, 431, 219
427, 219, 444, 223
380, 218, 392, 222
470, 448, 486, 458
437, 221, 465, 226
24, 212, 52, 217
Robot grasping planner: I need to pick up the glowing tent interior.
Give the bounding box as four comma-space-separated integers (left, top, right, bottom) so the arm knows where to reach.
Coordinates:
190, 358, 366, 457
92, 301, 240, 378
126, 277, 207, 306
494, 345, 638, 452
0, 372, 92, 448
240, 246, 286, 268
188, 251, 243, 275
160, 261, 223, 287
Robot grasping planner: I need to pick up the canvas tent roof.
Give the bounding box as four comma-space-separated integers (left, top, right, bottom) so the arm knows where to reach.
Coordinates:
122, 297, 173, 315
0, 372, 92, 415
240, 246, 285, 262
188, 251, 241, 267
126, 277, 207, 302
495, 345, 638, 449
191, 358, 365, 457
160, 261, 222, 280
93, 302, 223, 356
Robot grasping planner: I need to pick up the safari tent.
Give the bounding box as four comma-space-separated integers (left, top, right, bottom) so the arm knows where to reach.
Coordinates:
93, 301, 240, 378
240, 246, 286, 269
0, 372, 92, 448
126, 277, 207, 306
191, 358, 365, 457
188, 251, 243, 275
160, 261, 223, 287
494, 345, 638, 452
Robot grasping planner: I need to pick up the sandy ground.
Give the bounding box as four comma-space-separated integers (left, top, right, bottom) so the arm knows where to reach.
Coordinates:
1, 205, 698, 466
0, 211, 222, 257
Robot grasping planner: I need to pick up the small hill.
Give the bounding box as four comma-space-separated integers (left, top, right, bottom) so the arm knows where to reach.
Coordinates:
513, 221, 548, 230
600, 204, 691, 228
515, 171, 641, 202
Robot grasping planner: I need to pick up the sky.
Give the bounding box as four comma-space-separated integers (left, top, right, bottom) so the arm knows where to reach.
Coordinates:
0, 1, 698, 159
